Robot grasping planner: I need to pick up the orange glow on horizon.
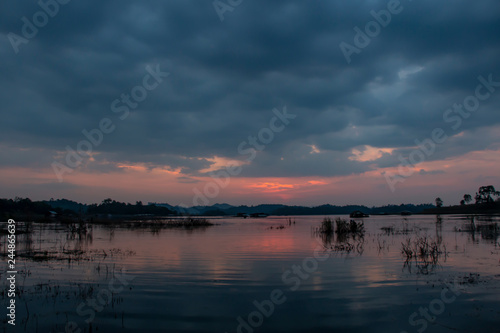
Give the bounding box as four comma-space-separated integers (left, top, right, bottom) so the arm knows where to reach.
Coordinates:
248, 182, 296, 192
0, 147, 499, 206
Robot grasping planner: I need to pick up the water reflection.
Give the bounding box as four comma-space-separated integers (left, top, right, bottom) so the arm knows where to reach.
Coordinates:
314, 218, 365, 256
456, 215, 500, 244
1, 215, 499, 333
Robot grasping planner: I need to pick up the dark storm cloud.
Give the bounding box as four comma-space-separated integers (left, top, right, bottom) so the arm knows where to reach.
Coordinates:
1, 0, 499, 178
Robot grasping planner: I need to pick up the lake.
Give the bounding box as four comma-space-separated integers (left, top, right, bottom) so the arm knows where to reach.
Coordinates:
2, 214, 499, 333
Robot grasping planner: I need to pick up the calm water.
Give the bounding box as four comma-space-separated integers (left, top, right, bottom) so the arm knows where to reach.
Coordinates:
2, 215, 500, 332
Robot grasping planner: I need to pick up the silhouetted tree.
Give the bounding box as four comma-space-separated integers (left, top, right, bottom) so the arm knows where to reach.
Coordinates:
102, 198, 113, 205
435, 197, 443, 208
87, 198, 174, 215
0, 197, 52, 215
463, 194, 472, 204
475, 185, 500, 203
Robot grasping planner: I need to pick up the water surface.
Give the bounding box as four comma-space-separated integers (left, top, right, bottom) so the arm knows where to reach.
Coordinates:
2, 215, 499, 332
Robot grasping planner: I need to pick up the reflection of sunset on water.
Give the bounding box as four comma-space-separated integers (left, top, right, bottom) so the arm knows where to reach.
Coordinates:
5, 214, 500, 332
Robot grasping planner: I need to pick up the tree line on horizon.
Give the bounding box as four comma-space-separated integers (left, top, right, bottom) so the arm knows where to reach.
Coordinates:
3, 185, 498, 219
0, 197, 175, 218
1, 197, 435, 217
434, 185, 500, 208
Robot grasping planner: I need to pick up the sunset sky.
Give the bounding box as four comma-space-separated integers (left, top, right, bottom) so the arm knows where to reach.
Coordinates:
1, 0, 499, 207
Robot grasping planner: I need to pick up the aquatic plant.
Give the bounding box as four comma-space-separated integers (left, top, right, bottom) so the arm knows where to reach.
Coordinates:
335, 218, 365, 236
401, 236, 447, 274
313, 218, 364, 255
321, 217, 334, 234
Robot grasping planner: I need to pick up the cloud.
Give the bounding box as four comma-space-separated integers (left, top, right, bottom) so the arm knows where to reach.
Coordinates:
176, 176, 200, 184
0, 0, 499, 201
419, 169, 445, 176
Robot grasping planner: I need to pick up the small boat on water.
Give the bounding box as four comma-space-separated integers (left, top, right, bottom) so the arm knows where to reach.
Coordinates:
250, 213, 269, 218
350, 210, 369, 218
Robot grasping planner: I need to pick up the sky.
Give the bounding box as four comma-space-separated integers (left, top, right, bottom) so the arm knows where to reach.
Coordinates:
0, 0, 499, 207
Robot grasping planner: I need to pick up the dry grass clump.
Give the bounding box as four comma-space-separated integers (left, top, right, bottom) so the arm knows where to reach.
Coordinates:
401, 236, 443, 261
335, 218, 364, 235
314, 217, 364, 236
401, 236, 447, 274
313, 218, 365, 255
318, 217, 334, 234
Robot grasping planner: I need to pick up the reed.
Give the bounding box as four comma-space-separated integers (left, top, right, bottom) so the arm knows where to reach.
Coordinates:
335, 218, 365, 236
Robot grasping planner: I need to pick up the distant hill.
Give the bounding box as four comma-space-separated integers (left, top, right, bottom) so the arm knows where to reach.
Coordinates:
151, 203, 288, 215
271, 204, 367, 216
271, 203, 434, 216
212, 203, 234, 210
44, 198, 87, 213
224, 204, 288, 215
2, 197, 437, 219
150, 202, 435, 216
